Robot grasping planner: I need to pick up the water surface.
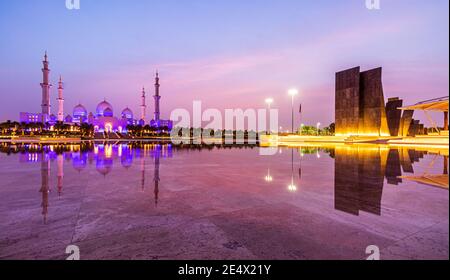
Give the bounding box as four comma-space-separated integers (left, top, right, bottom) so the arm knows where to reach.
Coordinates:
0, 142, 448, 260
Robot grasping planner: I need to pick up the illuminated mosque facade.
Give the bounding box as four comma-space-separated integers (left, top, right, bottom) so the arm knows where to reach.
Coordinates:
20, 53, 173, 133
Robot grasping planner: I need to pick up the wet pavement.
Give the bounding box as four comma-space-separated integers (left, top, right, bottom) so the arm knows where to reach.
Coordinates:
0, 142, 448, 260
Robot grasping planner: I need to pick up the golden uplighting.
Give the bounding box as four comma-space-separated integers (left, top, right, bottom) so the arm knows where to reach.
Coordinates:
105, 145, 113, 158
335, 132, 391, 137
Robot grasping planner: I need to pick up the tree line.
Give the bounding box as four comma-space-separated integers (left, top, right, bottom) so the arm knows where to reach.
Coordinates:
0, 121, 94, 138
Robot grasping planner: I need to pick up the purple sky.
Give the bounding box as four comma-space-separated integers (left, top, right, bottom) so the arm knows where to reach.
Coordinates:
0, 0, 448, 128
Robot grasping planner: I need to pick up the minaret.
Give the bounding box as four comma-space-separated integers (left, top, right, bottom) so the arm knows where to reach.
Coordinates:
40, 52, 52, 122
140, 87, 147, 122
57, 76, 64, 122
153, 71, 161, 123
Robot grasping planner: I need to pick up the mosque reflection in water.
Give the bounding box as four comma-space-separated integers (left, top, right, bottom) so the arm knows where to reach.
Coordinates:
0, 142, 448, 224
1, 142, 172, 223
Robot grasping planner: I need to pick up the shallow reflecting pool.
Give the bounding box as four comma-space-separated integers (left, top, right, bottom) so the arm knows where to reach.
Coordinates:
0, 142, 448, 260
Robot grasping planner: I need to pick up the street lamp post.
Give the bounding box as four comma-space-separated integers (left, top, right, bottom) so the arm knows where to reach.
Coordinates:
265, 98, 273, 134
288, 89, 298, 134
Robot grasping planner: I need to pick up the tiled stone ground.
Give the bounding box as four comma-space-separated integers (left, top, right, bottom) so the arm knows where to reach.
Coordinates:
0, 147, 448, 260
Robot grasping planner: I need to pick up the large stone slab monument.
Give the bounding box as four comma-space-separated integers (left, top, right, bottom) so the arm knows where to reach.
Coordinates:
335, 67, 390, 136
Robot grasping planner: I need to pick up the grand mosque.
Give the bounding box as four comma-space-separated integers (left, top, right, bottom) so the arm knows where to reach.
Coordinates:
20, 53, 173, 133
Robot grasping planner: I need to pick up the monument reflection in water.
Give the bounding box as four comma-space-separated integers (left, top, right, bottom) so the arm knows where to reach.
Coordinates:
0, 142, 447, 224
332, 145, 447, 216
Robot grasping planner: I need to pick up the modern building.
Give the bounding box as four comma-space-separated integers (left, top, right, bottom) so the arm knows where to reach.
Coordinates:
19, 112, 44, 124
399, 96, 449, 136
20, 53, 173, 133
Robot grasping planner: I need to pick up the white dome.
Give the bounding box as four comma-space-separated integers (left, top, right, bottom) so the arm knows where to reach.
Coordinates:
121, 107, 133, 119
96, 100, 114, 117
73, 104, 87, 117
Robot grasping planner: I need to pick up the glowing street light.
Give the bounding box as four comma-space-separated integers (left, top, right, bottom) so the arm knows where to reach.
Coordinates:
265, 98, 274, 108
288, 89, 299, 134
288, 88, 299, 96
